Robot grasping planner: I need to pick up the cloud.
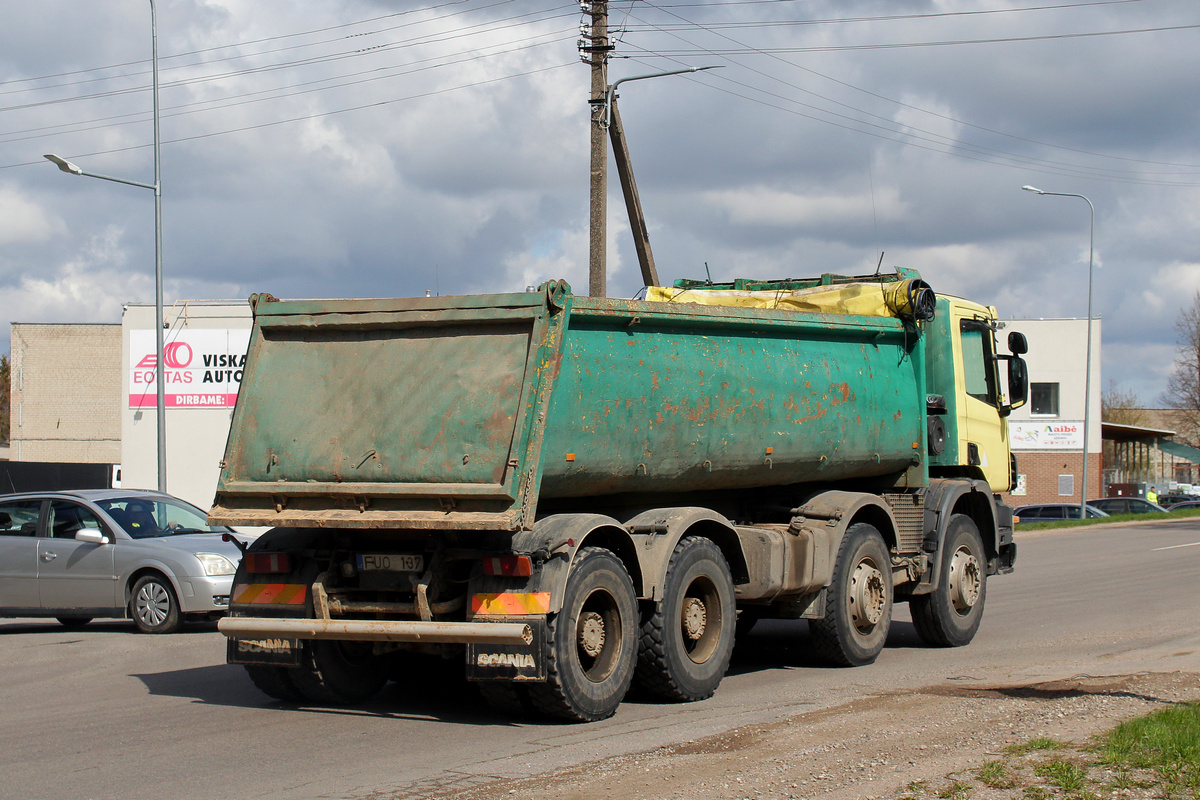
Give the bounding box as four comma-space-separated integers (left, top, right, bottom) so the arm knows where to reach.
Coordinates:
2, 0, 1200, 403
0, 185, 61, 246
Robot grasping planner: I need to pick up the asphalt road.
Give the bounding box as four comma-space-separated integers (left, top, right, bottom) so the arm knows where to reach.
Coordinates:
2, 519, 1198, 800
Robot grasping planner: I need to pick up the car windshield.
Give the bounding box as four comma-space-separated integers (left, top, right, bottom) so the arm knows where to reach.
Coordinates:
96, 497, 228, 539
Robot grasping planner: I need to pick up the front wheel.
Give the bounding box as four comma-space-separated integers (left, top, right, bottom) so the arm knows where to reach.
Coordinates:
130, 574, 182, 634
910, 514, 987, 647
809, 523, 893, 666
527, 546, 638, 722
635, 537, 736, 702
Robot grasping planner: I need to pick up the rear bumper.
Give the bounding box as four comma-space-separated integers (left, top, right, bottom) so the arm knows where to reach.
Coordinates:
217, 616, 532, 645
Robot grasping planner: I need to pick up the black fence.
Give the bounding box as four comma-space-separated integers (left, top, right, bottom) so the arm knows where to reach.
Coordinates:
0, 462, 117, 493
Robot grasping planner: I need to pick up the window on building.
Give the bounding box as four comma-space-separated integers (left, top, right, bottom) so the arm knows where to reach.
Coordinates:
1058, 474, 1075, 496
1031, 383, 1059, 416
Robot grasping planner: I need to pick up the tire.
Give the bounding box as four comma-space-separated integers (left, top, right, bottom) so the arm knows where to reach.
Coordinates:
527, 547, 638, 722
130, 574, 182, 634
291, 640, 387, 705
245, 665, 304, 702
910, 514, 987, 647
56, 617, 92, 629
809, 523, 893, 666
635, 537, 736, 702
478, 682, 537, 718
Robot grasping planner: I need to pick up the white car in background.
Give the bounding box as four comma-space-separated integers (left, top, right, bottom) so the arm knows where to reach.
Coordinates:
0, 489, 246, 633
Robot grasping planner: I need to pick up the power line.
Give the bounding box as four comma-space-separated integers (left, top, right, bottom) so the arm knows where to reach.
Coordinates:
623, 1, 1200, 179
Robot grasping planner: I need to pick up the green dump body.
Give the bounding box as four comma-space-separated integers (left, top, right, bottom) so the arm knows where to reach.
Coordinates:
210, 281, 928, 532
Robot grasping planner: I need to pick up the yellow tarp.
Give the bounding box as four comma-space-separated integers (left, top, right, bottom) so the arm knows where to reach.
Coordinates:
645, 279, 932, 320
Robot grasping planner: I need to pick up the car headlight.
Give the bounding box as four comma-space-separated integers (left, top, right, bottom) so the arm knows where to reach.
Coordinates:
197, 553, 237, 576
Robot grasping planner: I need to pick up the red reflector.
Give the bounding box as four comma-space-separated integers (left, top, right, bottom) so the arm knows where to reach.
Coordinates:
244, 552, 290, 574
483, 556, 533, 577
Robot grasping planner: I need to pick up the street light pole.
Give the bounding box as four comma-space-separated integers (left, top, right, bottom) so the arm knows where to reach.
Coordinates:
44, 0, 165, 493
1022, 185, 1095, 518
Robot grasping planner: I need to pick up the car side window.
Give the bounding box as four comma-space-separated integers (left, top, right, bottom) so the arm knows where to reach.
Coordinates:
0, 500, 42, 536
48, 501, 104, 539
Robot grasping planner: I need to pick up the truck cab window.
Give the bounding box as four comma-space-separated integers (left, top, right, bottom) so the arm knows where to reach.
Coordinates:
960, 322, 997, 405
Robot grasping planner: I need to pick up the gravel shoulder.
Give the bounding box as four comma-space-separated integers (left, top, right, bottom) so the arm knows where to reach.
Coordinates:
425, 671, 1200, 800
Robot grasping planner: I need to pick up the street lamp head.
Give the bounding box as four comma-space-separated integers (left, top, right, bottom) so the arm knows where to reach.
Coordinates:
44, 154, 82, 175
1021, 185, 1045, 194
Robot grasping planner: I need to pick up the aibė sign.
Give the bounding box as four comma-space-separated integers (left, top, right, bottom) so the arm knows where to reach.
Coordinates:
129, 329, 251, 409
1009, 421, 1084, 450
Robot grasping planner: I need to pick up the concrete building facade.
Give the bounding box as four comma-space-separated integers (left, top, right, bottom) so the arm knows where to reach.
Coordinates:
999, 317, 1102, 508
9, 323, 122, 464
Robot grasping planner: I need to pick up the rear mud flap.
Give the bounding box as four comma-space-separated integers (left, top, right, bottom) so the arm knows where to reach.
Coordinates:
466, 619, 547, 682
227, 636, 302, 668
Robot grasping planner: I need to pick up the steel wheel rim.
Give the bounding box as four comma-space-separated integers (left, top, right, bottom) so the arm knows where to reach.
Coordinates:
136, 581, 170, 627
576, 587, 621, 683
948, 545, 981, 614
849, 558, 886, 632
681, 574, 721, 664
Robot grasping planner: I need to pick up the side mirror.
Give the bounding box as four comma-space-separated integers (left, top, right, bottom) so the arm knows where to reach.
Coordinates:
75, 529, 110, 545
1003, 356, 1029, 415
1008, 331, 1028, 355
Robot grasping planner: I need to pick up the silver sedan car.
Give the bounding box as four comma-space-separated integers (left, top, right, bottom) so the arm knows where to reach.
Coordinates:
0, 489, 246, 633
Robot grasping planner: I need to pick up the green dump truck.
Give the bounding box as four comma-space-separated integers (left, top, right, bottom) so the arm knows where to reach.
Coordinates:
212, 268, 1028, 721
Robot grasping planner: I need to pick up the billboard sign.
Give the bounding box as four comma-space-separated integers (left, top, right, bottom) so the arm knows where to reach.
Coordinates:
129, 329, 251, 409
1009, 421, 1084, 450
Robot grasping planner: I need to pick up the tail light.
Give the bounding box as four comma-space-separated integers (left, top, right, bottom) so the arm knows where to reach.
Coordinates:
244, 552, 291, 574
482, 555, 532, 577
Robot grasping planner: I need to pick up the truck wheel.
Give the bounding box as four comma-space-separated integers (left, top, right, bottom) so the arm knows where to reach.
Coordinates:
634, 537, 736, 702
244, 665, 304, 702
528, 546, 637, 722
910, 514, 987, 647
809, 523, 893, 666
291, 641, 387, 705
478, 682, 537, 718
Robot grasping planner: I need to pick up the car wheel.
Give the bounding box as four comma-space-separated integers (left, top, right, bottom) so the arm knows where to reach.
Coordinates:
130, 574, 183, 634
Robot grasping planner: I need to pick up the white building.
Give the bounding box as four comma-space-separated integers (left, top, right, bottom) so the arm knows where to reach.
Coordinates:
1001, 317, 1101, 507
120, 301, 252, 508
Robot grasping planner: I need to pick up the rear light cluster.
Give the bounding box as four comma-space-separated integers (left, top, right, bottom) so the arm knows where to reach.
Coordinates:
244, 552, 291, 574
482, 555, 532, 577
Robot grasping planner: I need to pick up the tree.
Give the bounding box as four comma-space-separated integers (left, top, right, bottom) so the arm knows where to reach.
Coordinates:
1102, 380, 1146, 427
0, 353, 8, 443
1161, 291, 1200, 445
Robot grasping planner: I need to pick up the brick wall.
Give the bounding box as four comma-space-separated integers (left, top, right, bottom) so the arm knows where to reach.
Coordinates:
1001, 451, 1101, 507
9, 323, 121, 463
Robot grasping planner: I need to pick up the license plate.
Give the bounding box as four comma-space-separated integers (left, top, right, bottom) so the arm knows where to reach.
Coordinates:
357, 553, 424, 572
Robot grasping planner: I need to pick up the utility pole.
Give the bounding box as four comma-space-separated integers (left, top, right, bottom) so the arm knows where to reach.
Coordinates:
583, 1, 610, 297
608, 100, 659, 288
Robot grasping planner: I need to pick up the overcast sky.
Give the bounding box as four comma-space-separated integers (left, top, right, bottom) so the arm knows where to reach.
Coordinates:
2, 0, 1199, 405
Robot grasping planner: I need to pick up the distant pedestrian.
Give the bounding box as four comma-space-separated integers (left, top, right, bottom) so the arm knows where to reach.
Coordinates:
1146, 487, 1158, 504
